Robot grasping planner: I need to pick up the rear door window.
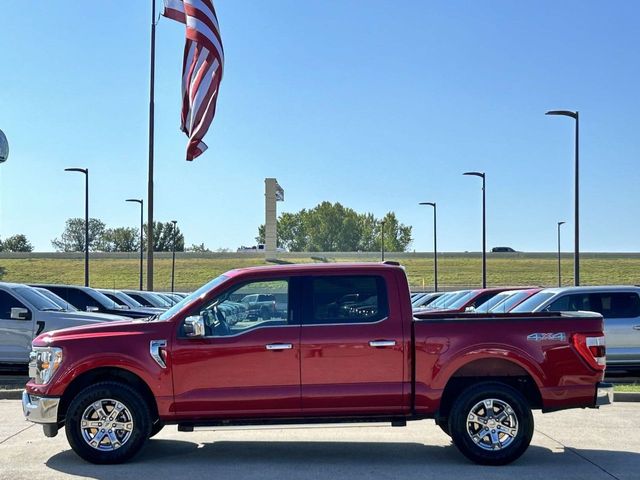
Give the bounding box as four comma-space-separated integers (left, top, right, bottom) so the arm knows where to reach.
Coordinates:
594, 292, 640, 318
305, 276, 388, 325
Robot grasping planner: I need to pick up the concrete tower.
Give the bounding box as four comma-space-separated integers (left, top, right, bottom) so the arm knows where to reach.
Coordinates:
264, 178, 284, 255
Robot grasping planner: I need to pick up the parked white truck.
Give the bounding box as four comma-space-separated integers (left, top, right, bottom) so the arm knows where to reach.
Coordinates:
0, 282, 126, 367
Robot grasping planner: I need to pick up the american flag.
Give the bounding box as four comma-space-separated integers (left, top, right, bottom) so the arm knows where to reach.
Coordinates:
163, 0, 224, 161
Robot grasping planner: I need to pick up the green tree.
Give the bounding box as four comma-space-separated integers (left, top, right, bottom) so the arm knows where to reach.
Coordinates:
100, 227, 140, 252
256, 202, 413, 252
51, 218, 107, 252
143, 221, 185, 252
378, 212, 413, 252
1, 234, 33, 252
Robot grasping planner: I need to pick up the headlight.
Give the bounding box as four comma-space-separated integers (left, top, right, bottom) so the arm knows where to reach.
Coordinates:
29, 347, 63, 385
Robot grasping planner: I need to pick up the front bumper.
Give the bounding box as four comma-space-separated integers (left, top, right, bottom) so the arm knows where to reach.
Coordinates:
22, 390, 60, 424
595, 382, 614, 406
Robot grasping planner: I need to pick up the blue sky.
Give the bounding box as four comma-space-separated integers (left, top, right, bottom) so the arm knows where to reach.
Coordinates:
1, 1, 639, 252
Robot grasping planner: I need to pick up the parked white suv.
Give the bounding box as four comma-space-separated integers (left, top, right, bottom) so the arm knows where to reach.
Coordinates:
512, 286, 640, 370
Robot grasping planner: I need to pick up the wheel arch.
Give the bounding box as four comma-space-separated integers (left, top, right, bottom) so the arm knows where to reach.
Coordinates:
58, 367, 159, 424
436, 358, 543, 420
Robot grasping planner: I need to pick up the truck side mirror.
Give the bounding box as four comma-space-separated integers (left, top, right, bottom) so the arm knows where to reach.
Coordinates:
11, 307, 30, 320
184, 315, 205, 338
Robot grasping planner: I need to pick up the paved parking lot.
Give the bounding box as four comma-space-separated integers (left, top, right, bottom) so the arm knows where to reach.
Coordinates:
1, 400, 638, 480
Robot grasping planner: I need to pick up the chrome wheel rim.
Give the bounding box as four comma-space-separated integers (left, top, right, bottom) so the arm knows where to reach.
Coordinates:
80, 398, 134, 451
466, 398, 518, 451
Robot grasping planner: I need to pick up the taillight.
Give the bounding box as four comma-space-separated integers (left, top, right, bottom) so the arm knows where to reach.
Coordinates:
572, 333, 606, 370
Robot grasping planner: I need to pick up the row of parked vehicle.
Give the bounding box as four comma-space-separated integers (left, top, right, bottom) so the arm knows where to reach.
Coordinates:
0, 282, 191, 367
411, 285, 640, 371
0, 282, 285, 367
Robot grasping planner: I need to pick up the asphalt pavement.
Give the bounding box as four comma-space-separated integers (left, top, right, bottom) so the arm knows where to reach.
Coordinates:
1, 400, 638, 480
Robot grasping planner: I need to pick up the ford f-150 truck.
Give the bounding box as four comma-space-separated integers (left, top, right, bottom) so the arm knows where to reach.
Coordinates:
22, 263, 612, 465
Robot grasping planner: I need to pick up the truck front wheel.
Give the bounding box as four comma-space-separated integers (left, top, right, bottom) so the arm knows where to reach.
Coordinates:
448, 382, 533, 465
65, 381, 152, 464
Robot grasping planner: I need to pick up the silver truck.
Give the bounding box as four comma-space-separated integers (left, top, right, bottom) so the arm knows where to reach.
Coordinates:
511, 285, 640, 370
0, 282, 126, 366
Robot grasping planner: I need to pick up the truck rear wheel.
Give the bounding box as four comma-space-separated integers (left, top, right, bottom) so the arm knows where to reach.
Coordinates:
65, 381, 151, 464
448, 382, 533, 465
435, 417, 450, 436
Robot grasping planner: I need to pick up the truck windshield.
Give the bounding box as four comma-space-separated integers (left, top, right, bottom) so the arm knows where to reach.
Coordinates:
15, 287, 63, 311
426, 291, 467, 310
159, 275, 229, 321
115, 291, 144, 308
446, 291, 479, 310
489, 290, 533, 313
511, 292, 555, 313
474, 291, 513, 313
36, 287, 78, 311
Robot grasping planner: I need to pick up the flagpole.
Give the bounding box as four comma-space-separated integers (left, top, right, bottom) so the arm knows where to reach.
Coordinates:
146, 0, 156, 291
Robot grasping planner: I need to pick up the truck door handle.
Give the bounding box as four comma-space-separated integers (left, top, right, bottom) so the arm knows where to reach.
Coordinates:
369, 340, 396, 348
265, 343, 293, 351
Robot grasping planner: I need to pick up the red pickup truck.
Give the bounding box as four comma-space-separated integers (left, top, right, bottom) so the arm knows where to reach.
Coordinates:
22, 263, 612, 465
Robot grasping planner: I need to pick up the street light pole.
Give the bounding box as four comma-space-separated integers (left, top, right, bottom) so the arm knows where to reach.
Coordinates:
463, 171, 486, 288
557, 221, 565, 287
546, 110, 580, 286
380, 220, 385, 262
419, 202, 438, 291
147, 0, 156, 292
126, 199, 144, 290
65, 168, 89, 287
171, 220, 178, 293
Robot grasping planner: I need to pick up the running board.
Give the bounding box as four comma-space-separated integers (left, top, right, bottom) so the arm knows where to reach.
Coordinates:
178, 417, 407, 432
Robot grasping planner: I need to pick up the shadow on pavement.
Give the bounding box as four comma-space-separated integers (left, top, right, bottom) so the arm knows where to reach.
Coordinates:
45, 439, 640, 479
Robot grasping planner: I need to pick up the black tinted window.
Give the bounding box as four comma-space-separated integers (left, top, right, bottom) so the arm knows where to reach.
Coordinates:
48, 287, 99, 311
596, 292, 640, 318
547, 294, 591, 312
546, 292, 640, 318
127, 293, 153, 307
0, 290, 26, 318
307, 276, 388, 324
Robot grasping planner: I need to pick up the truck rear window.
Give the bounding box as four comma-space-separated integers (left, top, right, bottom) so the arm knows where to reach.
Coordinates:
308, 276, 388, 324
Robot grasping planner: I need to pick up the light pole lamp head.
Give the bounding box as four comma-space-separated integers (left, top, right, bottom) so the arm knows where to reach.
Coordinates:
126, 198, 143, 205
463, 171, 485, 179
419, 202, 436, 208
546, 110, 578, 120
558, 221, 566, 227
64, 167, 88, 175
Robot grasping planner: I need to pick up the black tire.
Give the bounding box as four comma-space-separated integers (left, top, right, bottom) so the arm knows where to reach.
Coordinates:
260, 306, 271, 320
435, 417, 450, 437
448, 382, 533, 465
65, 381, 152, 464
149, 421, 164, 438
